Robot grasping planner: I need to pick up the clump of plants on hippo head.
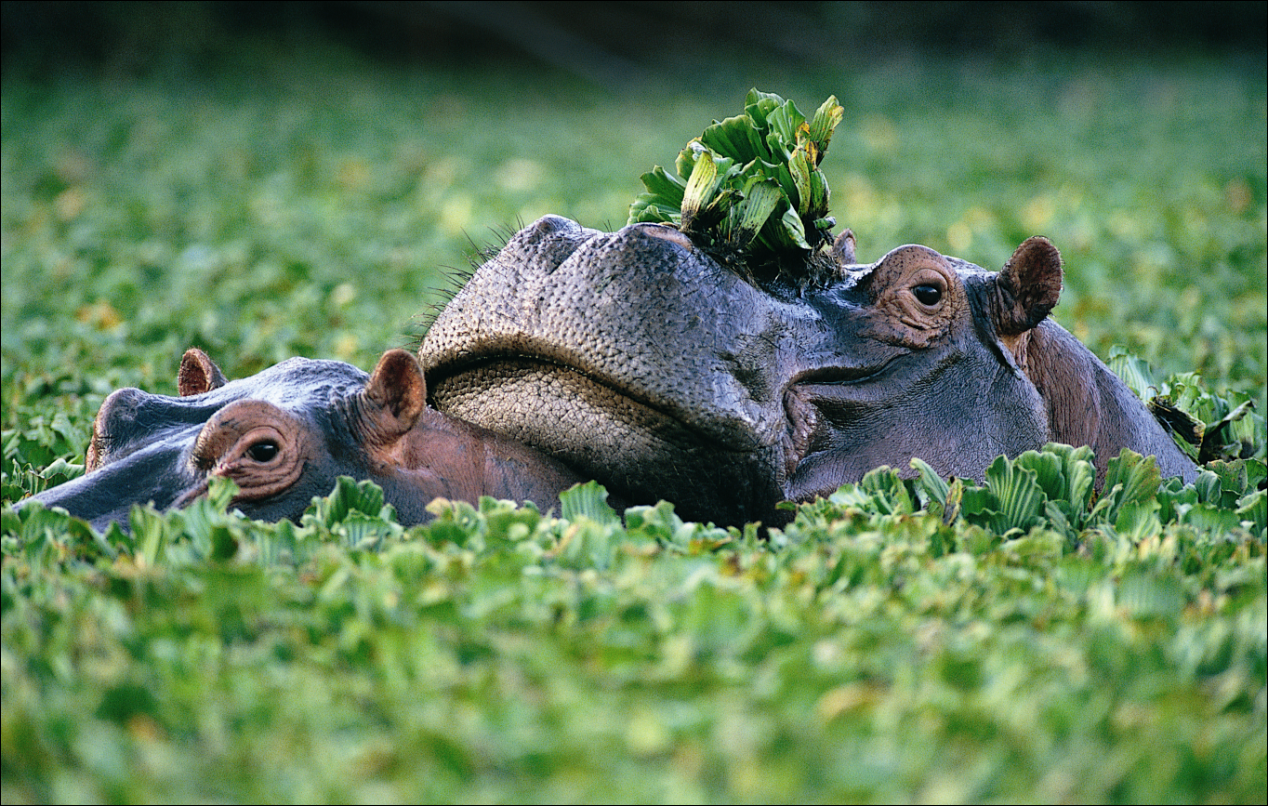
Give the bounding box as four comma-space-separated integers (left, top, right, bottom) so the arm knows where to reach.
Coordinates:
628, 88, 844, 283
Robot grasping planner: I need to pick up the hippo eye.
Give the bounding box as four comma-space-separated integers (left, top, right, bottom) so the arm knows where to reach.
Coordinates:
913, 284, 943, 306
246, 440, 280, 463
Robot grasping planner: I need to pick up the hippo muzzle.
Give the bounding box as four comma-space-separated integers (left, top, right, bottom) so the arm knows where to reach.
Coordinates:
25, 436, 201, 532
421, 216, 821, 525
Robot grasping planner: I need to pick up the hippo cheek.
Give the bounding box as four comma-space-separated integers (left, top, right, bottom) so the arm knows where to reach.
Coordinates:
182, 400, 315, 510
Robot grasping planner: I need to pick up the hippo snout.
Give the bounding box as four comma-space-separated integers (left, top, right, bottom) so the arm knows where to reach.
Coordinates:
20, 435, 203, 532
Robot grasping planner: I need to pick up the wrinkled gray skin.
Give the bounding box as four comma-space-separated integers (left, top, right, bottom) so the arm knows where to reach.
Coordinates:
421, 215, 1198, 526
17, 348, 585, 531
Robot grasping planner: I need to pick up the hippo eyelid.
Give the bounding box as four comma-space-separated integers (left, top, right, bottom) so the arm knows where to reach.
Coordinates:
222, 425, 287, 465
213, 423, 287, 465
187, 400, 309, 498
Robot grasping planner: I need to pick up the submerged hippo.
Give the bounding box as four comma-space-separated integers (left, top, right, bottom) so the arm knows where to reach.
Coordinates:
420, 215, 1197, 526
18, 347, 585, 531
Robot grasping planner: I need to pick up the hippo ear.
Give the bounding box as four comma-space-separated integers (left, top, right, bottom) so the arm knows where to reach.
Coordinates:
359, 349, 427, 444
993, 237, 1063, 336
831, 228, 857, 265
178, 348, 228, 396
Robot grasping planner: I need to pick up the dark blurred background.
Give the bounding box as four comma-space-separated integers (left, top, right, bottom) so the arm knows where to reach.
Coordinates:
4, 1, 1265, 86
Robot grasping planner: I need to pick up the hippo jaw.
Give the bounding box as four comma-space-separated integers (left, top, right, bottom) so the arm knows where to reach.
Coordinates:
425, 351, 789, 525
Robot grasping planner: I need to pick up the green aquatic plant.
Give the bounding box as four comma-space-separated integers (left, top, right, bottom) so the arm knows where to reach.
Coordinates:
628, 89, 845, 280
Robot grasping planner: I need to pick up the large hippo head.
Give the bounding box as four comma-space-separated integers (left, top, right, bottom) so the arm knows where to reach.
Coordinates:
19, 348, 584, 531
420, 215, 1197, 526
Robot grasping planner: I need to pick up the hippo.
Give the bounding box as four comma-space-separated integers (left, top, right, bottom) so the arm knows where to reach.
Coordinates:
420, 215, 1198, 526
17, 347, 586, 531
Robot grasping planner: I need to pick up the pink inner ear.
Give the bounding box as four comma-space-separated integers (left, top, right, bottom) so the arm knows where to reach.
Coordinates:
178, 348, 227, 396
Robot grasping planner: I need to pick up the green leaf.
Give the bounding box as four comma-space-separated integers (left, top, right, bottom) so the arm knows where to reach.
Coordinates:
680, 143, 721, 221
627, 88, 844, 279
733, 178, 783, 243
699, 114, 769, 164
638, 166, 685, 206
807, 96, 844, 159
909, 457, 950, 509
131, 505, 172, 567
788, 148, 813, 215
1019, 443, 1096, 529
1180, 502, 1243, 532
1235, 488, 1266, 536
1108, 345, 1159, 400
305, 477, 390, 528
859, 466, 915, 515
627, 196, 681, 225
551, 518, 620, 570
337, 511, 395, 551
560, 481, 619, 526
205, 474, 240, 512
743, 88, 785, 127
982, 454, 1046, 535
1108, 350, 1266, 462
772, 205, 811, 251
1093, 450, 1162, 527
209, 524, 240, 561
763, 101, 807, 153
807, 169, 830, 216
1114, 499, 1162, 542
1118, 569, 1185, 618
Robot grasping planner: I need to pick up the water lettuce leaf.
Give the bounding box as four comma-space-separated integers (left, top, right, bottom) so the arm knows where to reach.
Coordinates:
628, 89, 844, 278
1108, 345, 1266, 463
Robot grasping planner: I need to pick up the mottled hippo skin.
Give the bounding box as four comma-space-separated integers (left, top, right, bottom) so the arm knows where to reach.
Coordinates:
21, 348, 584, 531
421, 215, 1197, 526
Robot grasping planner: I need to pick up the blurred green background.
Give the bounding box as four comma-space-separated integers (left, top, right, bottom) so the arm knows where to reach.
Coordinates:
2, 2, 1264, 414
